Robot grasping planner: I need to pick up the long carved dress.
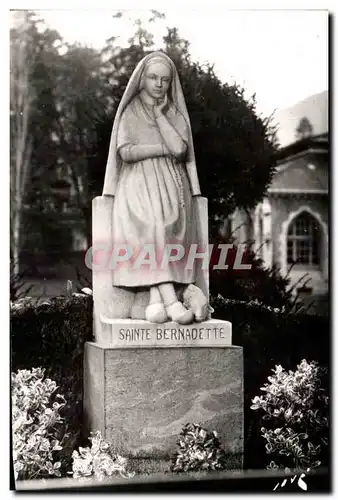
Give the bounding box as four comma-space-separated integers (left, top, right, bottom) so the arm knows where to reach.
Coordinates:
111, 93, 197, 288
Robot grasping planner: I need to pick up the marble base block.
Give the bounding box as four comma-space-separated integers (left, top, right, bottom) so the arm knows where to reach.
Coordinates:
84, 342, 244, 471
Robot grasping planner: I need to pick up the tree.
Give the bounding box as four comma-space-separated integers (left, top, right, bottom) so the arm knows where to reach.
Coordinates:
10, 11, 35, 274
89, 15, 156, 198
11, 11, 111, 264
10, 11, 70, 265
295, 116, 313, 140
163, 28, 278, 237
54, 43, 110, 246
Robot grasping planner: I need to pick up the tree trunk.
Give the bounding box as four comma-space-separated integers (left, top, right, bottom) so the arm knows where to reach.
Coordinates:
12, 209, 21, 276
10, 12, 33, 277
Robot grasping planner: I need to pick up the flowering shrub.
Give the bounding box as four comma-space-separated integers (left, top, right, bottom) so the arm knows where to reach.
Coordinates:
11, 292, 93, 460
251, 359, 329, 471
12, 368, 66, 480
171, 423, 227, 472
69, 431, 133, 480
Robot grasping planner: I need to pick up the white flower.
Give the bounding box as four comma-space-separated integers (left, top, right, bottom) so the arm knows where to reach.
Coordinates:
284, 408, 292, 420
70, 431, 131, 480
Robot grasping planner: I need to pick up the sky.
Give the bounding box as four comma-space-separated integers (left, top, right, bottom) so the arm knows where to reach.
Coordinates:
32, 7, 329, 119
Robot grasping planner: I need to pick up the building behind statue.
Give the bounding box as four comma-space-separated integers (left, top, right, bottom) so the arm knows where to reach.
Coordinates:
231, 90, 329, 310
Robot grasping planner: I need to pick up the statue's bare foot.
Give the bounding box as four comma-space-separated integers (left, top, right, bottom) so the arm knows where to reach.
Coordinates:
145, 303, 168, 323
166, 301, 194, 325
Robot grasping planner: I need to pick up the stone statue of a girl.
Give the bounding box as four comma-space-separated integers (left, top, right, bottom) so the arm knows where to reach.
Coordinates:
102, 51, 202, 325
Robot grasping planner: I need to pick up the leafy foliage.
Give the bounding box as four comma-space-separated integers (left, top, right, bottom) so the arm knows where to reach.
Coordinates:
251, 360, 329, 471
12, 368, 66, 480
171, 423, 228, 473
69, 431, 133, 480
12, 368, 132, 482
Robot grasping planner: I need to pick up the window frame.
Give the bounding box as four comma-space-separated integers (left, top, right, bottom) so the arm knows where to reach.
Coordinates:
287, 212, 321, 267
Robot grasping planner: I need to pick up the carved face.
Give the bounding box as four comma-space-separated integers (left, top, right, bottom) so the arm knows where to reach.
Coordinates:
143, 62, 171, 101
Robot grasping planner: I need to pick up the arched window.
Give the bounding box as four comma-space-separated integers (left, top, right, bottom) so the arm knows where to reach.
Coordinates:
287, 212, 321, 266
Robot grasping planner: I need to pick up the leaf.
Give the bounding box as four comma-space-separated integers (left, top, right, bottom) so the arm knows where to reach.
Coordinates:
199, 429, 207, 439
298, 474, 307, 491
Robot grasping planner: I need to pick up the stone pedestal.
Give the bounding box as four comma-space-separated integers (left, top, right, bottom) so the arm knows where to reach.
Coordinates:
84, 333, 243, 472
88, 195, 243, 472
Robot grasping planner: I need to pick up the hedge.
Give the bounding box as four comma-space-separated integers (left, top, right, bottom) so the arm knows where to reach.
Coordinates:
10, 294, 329, 471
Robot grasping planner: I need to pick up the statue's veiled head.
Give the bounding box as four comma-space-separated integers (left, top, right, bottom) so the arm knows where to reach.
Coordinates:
103, 51, 200, 197
140, 55, 173, 101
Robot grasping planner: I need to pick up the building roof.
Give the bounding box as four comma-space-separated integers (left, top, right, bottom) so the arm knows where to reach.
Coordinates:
269, 153, 328, 192
273, 90, 328, 148
275, 133, 328, 162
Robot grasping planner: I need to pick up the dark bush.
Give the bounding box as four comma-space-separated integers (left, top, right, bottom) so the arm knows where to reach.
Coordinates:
209, 239, 295, 311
